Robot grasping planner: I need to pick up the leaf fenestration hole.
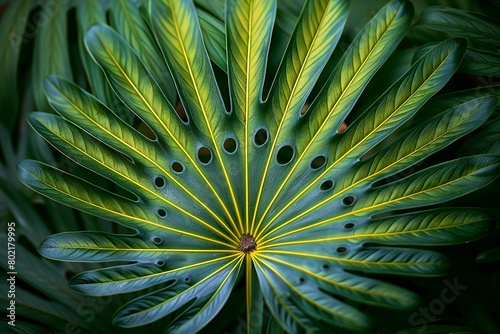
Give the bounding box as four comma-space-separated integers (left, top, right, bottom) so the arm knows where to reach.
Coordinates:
154, 176, 166, 188
336, 246, 347, 253
184, 277, 190, 282
156, 260, 165, 267
320, 180, 333, 191
338, 122, 348, 134
342, 196, 355, 206
276, 145, 294, 165
198, 147, 212, 164
254, 128, 268, 146
299, 277, 305, 283
172, 162, 184, 173
175, 100, 188, 123
223, 138, 237, 153
344, 223, 355, 229
310, 156, 326, 169
322, 264, 330, 269
157, 208, 167, 218
152, 236, 162, 244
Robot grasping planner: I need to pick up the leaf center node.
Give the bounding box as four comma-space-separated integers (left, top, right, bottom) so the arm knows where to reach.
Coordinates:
237, 234, 256, 253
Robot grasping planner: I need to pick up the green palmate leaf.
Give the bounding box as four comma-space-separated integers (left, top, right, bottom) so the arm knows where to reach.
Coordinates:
414, 42, 500, 76
17, 0, 500, 332
147, 0, 244, 230
251, 0, 413, 233
256, 37, 467, 240
251, 0, 351, 234
68, 252, 241, 296
226, 0, 276, 233
113, 256, 242, 330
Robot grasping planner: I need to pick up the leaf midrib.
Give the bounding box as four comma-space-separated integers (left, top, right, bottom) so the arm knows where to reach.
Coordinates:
259, 96, 480, 243
94, 31, 240, 239
261, 159, 494, 245
253, 6, 401, 238
40, 119, 236, 246
257, 42, 459, 243
169, 0, 244, 232
251, 2, 332, 235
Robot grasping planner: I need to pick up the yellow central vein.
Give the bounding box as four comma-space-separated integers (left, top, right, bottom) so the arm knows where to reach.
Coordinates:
244, 0, 254, 234
30, 164, 232, 247
169, 0, 243, 233
245, 252, 253, 331
129, 255, 243, 317
254, 11, 398, 241
258, 218, 475, 248
257, 100, 479, 244
59, 91, 239, 242
95, 33, 240, 241
60, 247, 239, 253
47, 124, 237, 246
251, 4, 330, 235
257, 253, 407, 303
260, 162, 485, 246
93, 254, 241, 286
176, 256, 244, 332
257, 47, 456, 244
252, 257, 307, 329
254, 254, 360, 320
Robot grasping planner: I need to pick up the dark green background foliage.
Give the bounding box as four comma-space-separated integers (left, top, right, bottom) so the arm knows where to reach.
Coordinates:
1, 0, 499, 333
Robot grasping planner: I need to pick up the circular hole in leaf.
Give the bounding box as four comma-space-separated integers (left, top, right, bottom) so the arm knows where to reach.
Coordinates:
276, 145, 294, 165
342, 196, 355, 206
254, 128, 268, 146
152, 236, 162, 244
154, 176, 165, 188
310, 156, 326, 169
322, 264, 329, 269
344, 223, 355, 229
172, 162, 184, 173
223, 138, 237, 153
336, 246, 347, 253
156, 260, 165, 267
157, 208, 167, 218
320, 180, 333, 191
198, 147, 212, 164
184, 277, 190, 282
299, 277, 305, 283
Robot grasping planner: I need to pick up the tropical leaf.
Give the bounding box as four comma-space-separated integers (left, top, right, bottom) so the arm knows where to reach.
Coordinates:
417, 6, 500, 52
413, 42, 500, 76
16, 0, 500, 333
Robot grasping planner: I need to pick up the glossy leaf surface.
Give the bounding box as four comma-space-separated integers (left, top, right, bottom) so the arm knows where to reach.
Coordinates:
17, 0, 500, 332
